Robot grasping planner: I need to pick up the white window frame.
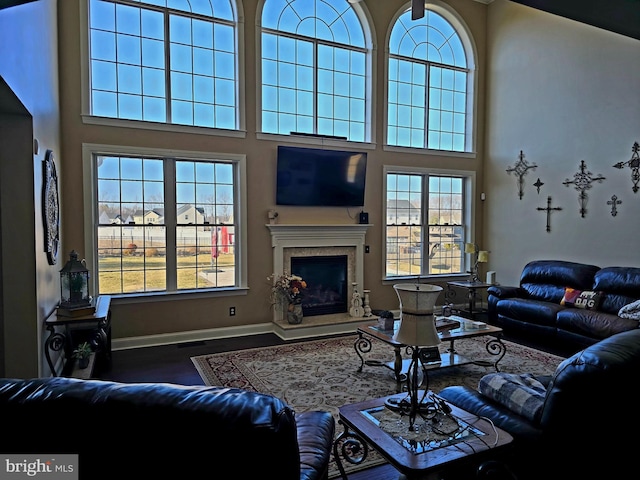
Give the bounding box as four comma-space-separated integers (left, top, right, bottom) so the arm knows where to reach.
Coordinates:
255, 0, 376, 145
382, 164, 476, 281
79, 0, 247, 139
82, 143, 248, 302
383, 1, 478, 156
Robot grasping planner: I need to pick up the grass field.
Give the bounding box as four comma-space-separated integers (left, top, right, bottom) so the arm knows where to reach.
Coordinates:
97, 253, 235, 293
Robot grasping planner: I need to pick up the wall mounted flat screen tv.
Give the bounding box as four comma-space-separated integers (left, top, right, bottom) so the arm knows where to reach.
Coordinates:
276, 146, 367, 206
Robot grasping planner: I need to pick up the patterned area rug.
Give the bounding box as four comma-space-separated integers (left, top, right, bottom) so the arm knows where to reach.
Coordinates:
191, 334, 564, 479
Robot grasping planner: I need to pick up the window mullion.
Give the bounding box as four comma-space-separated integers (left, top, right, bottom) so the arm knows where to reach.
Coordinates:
313, 41, 319, 135
424, 64, 431, 149
164, 158, 177, 290
422, 174, 429, 274
164, 10, 172, 123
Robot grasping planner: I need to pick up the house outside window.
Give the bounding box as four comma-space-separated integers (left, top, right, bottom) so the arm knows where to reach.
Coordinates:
387, 6, 474, 152
259, 0, 372, 142
85, 145, 246, 296
87, 0, 238, 130
385, 168, 474, 278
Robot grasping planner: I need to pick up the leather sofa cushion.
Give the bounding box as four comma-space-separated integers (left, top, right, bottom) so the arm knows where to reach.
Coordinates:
496, 298, 563, 327
593, 266, 640, 314
556, 308, 639, 340
519, 260, 600, 303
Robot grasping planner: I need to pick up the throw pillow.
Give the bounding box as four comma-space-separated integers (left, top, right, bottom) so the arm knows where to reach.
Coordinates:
618, 299, 640, 320
478, 373, 546, 424
560, 287, 603, 310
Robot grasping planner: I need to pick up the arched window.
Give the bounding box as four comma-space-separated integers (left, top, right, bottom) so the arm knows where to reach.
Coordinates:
260, 0, 371, 142
88, 0, 238, 130
387, 5, 474, 152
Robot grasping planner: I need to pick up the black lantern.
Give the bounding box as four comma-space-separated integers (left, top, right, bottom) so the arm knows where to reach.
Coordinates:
60, 250, 91, 309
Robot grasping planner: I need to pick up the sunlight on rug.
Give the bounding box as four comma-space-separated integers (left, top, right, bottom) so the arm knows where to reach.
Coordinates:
191, 334, 563, 479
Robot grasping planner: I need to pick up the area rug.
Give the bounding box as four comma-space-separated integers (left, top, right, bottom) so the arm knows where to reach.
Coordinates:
191, 335, 564, 479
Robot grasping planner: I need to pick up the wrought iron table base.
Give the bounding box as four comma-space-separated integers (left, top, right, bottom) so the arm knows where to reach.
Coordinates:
354, 328, 507, 394
333, 420, 369, 480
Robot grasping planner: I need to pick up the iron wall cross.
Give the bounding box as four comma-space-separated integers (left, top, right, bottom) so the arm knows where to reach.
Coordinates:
607, 195, 622, 217
506, 150, 537, 200
613, 141, 640, 193
562, 160, 606, 218
537, 196, 562, 232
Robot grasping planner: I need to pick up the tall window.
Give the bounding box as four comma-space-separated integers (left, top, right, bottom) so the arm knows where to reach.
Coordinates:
90, 146, 244, 295
386, 169, 472, 278
260, 0, 370, 142
88, 0, 238, 129
387, 8, 473, 152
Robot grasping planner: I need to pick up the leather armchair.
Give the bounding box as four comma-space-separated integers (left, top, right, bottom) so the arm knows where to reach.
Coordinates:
0, 377, 335, 480
439, 329, 640, 479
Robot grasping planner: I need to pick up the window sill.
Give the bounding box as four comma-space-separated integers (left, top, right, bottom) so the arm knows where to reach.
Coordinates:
383, 144, 477, 159
82, 115, 247, 138
109, 287, 249, 306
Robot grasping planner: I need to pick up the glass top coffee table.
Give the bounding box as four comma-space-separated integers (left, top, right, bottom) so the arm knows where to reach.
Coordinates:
334, 391, 513, 480
355, 316, 506, 392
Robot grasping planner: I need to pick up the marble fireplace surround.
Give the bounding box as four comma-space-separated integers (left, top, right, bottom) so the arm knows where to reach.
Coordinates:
267, 224, 371, 338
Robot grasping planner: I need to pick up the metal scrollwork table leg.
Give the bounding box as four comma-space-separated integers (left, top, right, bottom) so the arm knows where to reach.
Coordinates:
354, 332, 405, 392
333, 419, 369, 480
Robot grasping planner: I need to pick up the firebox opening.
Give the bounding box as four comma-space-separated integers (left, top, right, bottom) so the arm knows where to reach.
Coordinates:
290, 255, 348, 316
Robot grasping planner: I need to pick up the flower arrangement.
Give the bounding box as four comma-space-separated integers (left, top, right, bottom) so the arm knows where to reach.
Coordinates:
268, 272, 307, 305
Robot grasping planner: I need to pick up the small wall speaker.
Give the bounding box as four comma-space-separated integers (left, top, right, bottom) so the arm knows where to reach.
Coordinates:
486, 271, 496, 284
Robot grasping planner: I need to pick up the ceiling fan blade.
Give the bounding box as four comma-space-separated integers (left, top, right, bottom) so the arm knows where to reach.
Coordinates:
412, 0, 424, 20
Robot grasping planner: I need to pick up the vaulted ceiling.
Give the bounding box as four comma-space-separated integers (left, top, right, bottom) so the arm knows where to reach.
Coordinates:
510, 0, 640, 41
0, 0, 37, 9
1, 0, 638, 41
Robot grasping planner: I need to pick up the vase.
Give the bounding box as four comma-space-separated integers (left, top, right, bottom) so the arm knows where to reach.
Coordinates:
287, 302, 303, 325
78, 356, 90, 369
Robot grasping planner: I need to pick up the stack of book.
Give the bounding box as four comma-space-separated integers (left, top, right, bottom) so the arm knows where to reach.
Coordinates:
56, 303, 96, 318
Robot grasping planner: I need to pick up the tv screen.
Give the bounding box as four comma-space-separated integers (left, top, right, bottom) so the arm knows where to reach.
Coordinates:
276, 146, 367, 206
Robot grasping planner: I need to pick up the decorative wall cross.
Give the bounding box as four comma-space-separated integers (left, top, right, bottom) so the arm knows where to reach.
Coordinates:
607, 195, 622, 217
537, 196, 562, 233
506, 150, 537, 200
562, 160, 606, 218
533, 178, 544, 194
613, 141, 640, 193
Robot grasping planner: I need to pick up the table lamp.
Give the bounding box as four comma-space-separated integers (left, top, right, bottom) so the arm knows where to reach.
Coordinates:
465, 243, 490, 283
389, 283, 443, 431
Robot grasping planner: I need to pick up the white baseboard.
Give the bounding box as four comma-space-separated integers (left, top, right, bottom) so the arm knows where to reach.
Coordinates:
112, 322, 274, 350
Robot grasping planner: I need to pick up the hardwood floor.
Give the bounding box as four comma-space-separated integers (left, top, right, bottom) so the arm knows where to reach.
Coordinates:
95, 328, 569, 480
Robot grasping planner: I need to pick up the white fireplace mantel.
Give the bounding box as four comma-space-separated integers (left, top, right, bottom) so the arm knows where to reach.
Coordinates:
266, 223, 371, 291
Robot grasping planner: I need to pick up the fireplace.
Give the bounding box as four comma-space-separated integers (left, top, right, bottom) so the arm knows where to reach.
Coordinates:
291, 255, 348, 316
267, 224, 371, 325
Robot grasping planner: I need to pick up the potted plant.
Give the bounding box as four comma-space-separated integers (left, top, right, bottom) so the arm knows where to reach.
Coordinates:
72, 342, 93, 369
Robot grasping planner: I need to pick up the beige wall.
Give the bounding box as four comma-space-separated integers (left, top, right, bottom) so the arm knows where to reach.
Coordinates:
57, 0, 488, 346
484, 0, 640, 286
0, 0, 60, 377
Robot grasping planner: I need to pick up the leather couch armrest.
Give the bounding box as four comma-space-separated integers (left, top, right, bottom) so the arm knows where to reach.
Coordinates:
438, 385, 543, 443
296, 410, 335, 480
487, 285, 523, 299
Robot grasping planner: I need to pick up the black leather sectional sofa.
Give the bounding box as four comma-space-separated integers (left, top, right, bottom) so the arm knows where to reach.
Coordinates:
487, 260, 640, 353
439, 328, 640, 479
0, 377, 335, 480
